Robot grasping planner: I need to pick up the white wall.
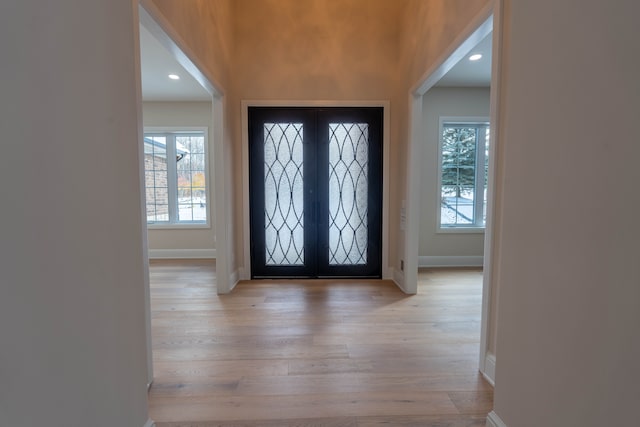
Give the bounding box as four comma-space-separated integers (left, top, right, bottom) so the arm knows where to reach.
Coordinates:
142, 101, 216, 255
0, 1, 150, 426
491, 0, 640, 426
420, 87, 490, 261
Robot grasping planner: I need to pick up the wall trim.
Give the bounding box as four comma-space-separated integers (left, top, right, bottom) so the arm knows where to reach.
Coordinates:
418, 256, 483, 267
392, 267, 415, 294
480, 0, 505, 398
383, 264, 394, 281
148, 249, 216, 259
483, 352, 496, 386
241, 100, 391, 281
487, 411, 507, 427
143, 419, 155, 427
227, 269, 240, 294
139, 0, 223, 96
218, 268, 240, 295
405, 3, 500, 411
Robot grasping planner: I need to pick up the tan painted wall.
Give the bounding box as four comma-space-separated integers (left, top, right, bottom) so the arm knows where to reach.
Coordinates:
399, 0, 491, 86
143, 101, 216, 251
231, 0, 406, 272
152, 0, 406, 271
492, 0, 640, 425
232, 0, 403, 99
148, 0, 491, 276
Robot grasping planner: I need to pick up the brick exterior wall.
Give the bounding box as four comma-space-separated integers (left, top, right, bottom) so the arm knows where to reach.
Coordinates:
144, 153, 169, 220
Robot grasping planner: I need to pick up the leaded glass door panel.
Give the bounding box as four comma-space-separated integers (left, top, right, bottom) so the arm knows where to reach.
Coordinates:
249, 107, 382, 278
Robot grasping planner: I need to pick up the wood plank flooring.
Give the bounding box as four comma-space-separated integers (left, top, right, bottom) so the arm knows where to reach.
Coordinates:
148, 260, 492, 426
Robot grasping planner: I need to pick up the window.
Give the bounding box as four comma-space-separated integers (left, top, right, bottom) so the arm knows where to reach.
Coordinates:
144, 129, 208, 226
439, 119, 489, 229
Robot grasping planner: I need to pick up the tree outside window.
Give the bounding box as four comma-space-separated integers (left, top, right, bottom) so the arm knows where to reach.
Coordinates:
440, 121, 489, 228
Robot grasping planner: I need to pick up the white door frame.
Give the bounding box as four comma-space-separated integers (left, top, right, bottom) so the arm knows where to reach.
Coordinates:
404, 0, 503, 383
137, 0, 231, 388
240, 100, 392, 281
138, 1, 229, 293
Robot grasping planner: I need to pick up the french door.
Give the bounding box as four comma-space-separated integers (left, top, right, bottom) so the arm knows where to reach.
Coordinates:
249, 107, 383, 278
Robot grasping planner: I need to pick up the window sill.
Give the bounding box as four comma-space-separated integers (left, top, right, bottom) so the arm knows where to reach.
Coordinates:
147, 223, 210, 230
437, 227, 485, 234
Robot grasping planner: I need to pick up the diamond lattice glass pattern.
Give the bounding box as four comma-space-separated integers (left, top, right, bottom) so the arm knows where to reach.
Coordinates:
328, 123, 369, 265
264, 123, 304, 265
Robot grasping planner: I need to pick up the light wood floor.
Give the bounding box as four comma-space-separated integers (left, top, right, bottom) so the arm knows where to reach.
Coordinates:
148, 260, 492, 426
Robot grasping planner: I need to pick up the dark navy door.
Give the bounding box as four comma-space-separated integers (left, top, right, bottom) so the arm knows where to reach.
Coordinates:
249, 107, 382, 279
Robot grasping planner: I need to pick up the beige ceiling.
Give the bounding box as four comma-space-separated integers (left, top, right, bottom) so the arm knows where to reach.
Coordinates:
139, 2, 490, 101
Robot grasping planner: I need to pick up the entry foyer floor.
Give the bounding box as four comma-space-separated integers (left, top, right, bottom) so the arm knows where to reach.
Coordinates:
148, 260, 492, 426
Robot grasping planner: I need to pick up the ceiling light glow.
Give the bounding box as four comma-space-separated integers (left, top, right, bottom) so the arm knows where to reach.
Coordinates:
469, 54, 483, 61
168, 74, 180, 80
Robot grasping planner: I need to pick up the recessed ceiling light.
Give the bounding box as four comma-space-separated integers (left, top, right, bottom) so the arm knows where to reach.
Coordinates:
168, 74, 180, 80
469, 54, 483, 61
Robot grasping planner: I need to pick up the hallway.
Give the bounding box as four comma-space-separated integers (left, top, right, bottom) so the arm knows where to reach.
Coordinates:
148, 260, 492, 426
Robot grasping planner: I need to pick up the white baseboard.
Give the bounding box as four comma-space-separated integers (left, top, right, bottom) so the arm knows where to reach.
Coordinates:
229, 268, 240, 292
148, 249, 216, 259
143, 419, 155, 427
383, 265, 393, 281
218, 268, 241, 295
392, 267, 406, 292
487, 411, 507, 427
418, 255, 483, 267
483, 352, 496, 386
239, 266, 250, 281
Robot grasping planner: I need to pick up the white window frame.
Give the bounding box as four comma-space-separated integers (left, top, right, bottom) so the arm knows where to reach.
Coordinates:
437, 117, 489, 233
144, 126, 210, 229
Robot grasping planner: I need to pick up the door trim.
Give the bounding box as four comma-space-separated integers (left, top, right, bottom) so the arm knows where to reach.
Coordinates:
404, 0, 502, 386
241, 100, 390, 281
